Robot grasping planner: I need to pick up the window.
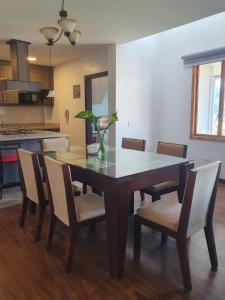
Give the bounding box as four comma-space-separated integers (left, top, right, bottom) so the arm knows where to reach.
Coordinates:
191, 61, 225, 142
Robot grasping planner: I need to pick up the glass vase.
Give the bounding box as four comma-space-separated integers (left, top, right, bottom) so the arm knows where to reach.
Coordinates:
97, 131, 107, 158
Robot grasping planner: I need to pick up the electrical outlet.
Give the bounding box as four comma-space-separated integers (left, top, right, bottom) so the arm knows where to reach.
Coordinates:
128, 119, 135, 127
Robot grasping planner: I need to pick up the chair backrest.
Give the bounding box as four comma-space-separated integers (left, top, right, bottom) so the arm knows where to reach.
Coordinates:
122, 138, 146, 151
41, 137, 69, 152
178, 161, 221, 237
44, 156, 76, 226
157, 141, 187, 158
18, 149, 44, 205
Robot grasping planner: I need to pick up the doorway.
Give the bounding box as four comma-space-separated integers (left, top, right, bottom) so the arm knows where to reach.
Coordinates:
84, 71, 108, 145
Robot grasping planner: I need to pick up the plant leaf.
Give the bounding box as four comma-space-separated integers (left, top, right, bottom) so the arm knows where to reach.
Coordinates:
110, 112, 118, 124
75, 110, 92, 119
74, 111, 97, 123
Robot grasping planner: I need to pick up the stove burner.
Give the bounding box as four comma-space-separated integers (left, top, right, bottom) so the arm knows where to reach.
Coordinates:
0, 128, 35, 135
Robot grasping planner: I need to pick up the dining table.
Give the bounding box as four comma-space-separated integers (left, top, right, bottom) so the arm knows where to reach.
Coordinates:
40, 145, 193, 279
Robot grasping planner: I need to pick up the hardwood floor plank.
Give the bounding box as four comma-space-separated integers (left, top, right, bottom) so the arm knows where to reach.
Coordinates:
0, 184, 225, 299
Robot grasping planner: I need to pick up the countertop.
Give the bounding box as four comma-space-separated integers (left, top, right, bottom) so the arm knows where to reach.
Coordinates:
0, 130, 69, 143
0, 123, 60, 131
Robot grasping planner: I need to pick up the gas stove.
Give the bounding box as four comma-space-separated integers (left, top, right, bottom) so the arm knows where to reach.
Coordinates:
0, 128, 36, 135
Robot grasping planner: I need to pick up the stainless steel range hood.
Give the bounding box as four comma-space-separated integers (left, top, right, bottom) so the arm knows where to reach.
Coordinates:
0, 39, 41, 92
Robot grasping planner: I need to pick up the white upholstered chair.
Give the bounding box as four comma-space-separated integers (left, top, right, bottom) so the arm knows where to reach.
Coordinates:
44, 156, 105, 273
134, 161, 221, 291
18, 149, 48, 241
41, 137, 82, 194
40, 137, 69, 152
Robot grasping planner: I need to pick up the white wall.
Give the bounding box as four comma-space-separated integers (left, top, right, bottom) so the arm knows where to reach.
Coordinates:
116, 12, 225, 178
116, 36, 160, 151
107, 45, 117, 146
53, 50, 108, 145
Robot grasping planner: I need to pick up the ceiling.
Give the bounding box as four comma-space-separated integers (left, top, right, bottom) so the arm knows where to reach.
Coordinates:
0, 0, 225, 66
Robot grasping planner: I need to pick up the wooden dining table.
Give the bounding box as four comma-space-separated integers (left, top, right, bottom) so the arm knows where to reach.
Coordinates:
40, 146, 192, 279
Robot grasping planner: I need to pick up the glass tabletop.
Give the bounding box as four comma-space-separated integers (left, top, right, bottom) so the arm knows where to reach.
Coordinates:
43, 145, 189, 179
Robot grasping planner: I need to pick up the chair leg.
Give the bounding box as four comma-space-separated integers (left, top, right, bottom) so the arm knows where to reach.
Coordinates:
134, 216, 142, 259
161, 233, 168, 245
92, 187, 102, 196
204, 224, 218, 270
47, 213, 56, 251
140, 190, 145, 201
35, 205, 46, 241
176, 239, 192, 291
65, 228, 77, 273
177, 189, 183, 204
0, 162, 3, 200
20, 196, 29, 227
89, 222, 96, 234
152, 193, 161, 202
29, 202, 36, 214
130, 192, 134, 214
83, 184, 87, 194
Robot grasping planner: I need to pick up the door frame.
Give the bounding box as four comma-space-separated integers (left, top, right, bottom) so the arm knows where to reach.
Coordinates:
84, 71, 108, 145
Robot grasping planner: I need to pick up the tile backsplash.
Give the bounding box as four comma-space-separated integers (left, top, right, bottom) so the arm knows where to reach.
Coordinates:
0, 106, 45, 124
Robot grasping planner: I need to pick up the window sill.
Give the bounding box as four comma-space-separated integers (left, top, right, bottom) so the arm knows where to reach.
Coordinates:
190, 134, 225, 143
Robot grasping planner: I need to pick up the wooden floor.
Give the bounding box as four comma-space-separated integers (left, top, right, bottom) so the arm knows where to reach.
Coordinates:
0, 184, 225, 300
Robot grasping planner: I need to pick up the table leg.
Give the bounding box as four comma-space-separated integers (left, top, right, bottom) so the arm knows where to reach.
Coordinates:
104, 181, 130, 279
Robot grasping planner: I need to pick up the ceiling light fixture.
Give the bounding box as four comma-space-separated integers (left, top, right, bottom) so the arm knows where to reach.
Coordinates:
46, 46, 55, 98
39, 0, 81, 47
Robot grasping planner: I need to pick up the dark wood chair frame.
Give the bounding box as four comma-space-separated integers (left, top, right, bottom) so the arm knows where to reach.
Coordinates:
134, 162, 221, 291
141, 141, 188, 203
121, 137, 146, 214
18, 150, 48, 241
122, 137, 146, 152
44, 158, 106, 273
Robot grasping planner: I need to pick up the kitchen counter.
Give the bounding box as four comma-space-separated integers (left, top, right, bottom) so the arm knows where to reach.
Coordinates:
0, 123, 60, 131
0, 130, 69, 144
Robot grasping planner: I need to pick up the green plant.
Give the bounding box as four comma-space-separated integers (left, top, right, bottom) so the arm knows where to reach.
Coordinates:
74, 111, 118, 156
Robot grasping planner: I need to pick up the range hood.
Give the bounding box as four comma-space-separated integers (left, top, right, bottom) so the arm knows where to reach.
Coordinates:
0, 39, 41, 92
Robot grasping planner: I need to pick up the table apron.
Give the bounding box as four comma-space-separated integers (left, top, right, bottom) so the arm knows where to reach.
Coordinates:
70, 163, 183, 192
128, 164, 181, 191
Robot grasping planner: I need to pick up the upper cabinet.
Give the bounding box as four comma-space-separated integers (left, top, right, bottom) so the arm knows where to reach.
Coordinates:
0, 60, 53, 90
0, 61, 12, 80
30, 65, 53, 90
0, 60, 54, 105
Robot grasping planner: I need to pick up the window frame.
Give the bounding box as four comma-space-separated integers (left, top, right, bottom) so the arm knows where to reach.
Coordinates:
190, 63, 225, 142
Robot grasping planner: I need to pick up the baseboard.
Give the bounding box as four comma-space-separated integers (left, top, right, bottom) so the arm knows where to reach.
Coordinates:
219, 179, 225, 184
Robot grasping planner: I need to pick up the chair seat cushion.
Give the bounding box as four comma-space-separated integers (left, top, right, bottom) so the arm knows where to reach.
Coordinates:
137, 199, 181, 231
75, 193, 105, 222
72, 181, 79, 191
144, 179, 178, 193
